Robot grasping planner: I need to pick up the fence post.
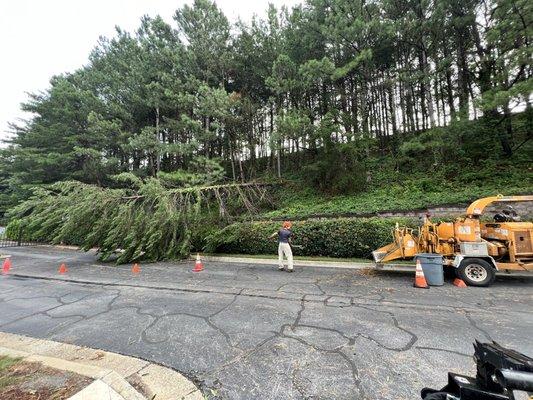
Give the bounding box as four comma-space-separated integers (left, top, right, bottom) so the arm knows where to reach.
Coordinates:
17, 226, 22, 246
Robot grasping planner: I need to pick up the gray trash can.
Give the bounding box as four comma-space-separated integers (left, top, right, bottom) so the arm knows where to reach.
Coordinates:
415, 253, 444, 286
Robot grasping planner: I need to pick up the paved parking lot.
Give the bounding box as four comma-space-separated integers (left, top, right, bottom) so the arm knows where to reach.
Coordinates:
1, 246, 532, 399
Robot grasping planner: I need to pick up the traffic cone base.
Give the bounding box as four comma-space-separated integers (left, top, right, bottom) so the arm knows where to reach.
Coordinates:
132, 263, 141, 274
413, 259, 429, 289
453, 278, 467, 288
2, 258, 12, 275
192, 253, 204, 272
58, 263, 68, 274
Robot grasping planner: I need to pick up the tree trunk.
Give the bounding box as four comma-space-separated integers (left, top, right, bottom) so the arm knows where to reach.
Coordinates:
456, 34, 470, 119
442, 46, 456, 119
228, 138, 236, 181
387, 78, 398, 135
155, 107, 160, 176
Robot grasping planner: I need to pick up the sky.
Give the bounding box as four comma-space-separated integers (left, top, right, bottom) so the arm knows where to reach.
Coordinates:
0, 0, 300, 144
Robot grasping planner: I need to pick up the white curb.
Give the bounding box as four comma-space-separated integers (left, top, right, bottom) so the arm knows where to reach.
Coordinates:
0, 332, 202, 400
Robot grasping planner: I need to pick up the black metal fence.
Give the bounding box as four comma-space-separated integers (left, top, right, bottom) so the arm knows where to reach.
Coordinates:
0, 227, 38, 248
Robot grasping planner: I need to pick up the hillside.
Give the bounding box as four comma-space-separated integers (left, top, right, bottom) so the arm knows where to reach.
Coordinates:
265, 162, 532, 220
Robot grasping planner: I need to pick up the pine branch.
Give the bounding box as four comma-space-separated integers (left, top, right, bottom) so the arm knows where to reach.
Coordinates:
9, 179, 278, 263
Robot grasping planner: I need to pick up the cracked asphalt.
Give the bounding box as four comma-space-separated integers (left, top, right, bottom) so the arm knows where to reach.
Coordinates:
1, 246, 532, 399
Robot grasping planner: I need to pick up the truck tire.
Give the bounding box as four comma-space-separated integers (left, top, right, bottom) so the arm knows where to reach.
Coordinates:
457, 258, 496, 287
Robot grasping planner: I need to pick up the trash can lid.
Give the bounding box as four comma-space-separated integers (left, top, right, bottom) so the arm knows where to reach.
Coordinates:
414, 253, 443, 260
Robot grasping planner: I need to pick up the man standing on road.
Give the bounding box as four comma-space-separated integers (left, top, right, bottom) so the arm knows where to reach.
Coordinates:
270, 221, 294, 272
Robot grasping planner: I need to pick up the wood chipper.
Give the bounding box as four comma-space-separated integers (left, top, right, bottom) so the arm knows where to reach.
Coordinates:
372, 195, 533, 286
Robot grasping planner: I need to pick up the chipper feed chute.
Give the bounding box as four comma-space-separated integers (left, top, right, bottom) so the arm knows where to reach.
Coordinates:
372, 241, 401, 263
372, 225, 418, 263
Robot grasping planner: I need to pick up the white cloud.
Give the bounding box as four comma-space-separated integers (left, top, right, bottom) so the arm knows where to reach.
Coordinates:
0, 0, 300, 144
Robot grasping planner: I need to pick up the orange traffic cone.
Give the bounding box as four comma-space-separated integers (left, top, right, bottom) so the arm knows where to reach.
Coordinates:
453, 278, 467, 288
58, 263, 68, 274
2, 258, 12, 275
413, 259, 429, 289
192, 253, 204, 273
132, 263, 141, 274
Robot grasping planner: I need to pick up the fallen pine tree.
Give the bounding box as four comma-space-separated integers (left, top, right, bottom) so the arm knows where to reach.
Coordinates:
6, 174, 275, 263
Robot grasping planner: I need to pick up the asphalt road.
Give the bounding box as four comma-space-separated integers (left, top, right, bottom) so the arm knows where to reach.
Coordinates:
1, 246, 532, 399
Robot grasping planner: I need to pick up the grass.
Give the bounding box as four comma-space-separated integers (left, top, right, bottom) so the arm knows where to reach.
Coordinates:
0, 356, 21, 390
0, 355, 93, 400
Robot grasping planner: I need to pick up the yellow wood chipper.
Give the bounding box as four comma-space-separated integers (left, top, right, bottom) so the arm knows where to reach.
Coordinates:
372, 195, 533, 286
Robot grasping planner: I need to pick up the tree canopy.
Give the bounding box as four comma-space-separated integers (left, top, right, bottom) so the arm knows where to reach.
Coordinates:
1, 0, 531, 217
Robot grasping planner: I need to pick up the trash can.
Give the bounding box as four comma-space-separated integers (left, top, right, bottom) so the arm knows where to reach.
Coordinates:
415, 253, 444, 286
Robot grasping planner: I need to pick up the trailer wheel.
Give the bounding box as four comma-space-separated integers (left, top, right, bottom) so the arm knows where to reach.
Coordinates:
457, 258, 495, 287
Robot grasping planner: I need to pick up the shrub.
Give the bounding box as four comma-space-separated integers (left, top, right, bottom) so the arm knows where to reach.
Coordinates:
205, 217, 419, 258
5, 219, 23, 240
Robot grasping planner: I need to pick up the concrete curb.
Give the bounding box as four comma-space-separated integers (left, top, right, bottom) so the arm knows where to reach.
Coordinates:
196, 254, 414, 272
0, 332, 203, 400
11, 244, 409, 271
45, 244, 85, 251
10, 244, 531, 277
195, 255, 533, 278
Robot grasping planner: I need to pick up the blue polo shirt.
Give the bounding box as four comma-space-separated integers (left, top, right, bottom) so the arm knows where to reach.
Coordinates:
278, 228, 292, 243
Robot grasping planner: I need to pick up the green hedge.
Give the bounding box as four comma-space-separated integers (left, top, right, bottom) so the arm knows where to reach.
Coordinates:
205, 217, 419, 258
